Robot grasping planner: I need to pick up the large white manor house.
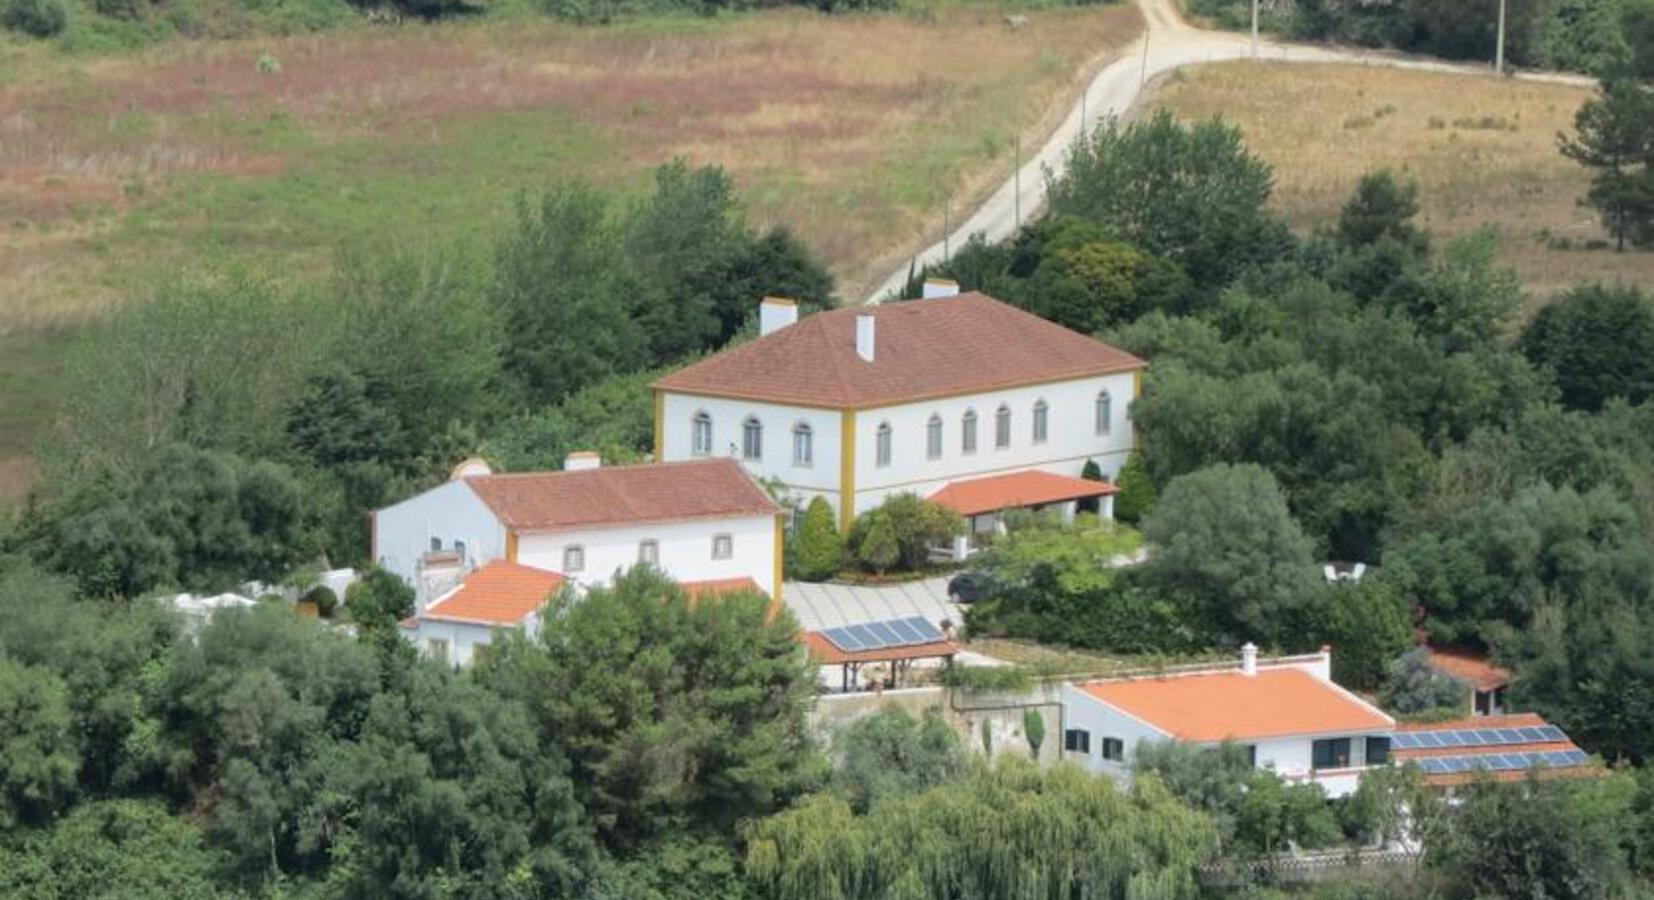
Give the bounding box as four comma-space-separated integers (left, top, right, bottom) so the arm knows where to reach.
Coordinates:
653, 282, 1146, 539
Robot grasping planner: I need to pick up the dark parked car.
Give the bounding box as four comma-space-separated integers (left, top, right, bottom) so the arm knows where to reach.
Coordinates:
947, 571, 999, 604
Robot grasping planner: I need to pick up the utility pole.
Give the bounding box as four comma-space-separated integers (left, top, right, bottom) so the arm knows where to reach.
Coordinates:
1014, 134, 1022, 228
1494, 0, 1507, 75
1251, 0, 1259, 59
943, 193, 951, 263
1139, 30, 1151, 87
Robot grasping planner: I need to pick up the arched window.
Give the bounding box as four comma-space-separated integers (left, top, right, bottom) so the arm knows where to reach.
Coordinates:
876, 422, 893, 468
1032, 400, 1049, 444
962, 408, 978, 454
1095, 391, 1112, 435
692, 411, 713, 456
792, 422, 813, 467
429, 536, 442, 552
742, 416, 763, 460
926, 414, 943, 460
638, 540, 659, 566
563, 545, 585, 573
995, 404, 1012, 449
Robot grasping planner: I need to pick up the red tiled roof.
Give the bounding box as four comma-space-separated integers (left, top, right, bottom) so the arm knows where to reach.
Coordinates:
681, 577, 763, 600
1393, 713, 1599, 786
802, 631, 960, 665
465, 458, 778, 533
1078, 668, 1393, 742
653, 293, 1145, 409
1426, 646, 1511, 692
928, 469, 1117, 517
419, 562, 565, 626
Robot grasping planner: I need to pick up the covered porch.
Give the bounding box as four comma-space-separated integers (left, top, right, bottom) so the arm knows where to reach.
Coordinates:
928, 469, 1118, 560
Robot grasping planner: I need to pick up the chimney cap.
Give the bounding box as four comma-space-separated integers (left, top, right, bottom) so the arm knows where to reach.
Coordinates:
761, 295, 797, 306
922, 277, 961, 299
564, 451, 602, 471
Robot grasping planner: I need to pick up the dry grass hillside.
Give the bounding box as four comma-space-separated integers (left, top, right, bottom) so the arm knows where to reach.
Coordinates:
0, 3, 1142, 499
1151, 62, 1654, 305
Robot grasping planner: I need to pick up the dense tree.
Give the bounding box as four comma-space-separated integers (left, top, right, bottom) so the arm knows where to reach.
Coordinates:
482, 365, 662, 472
830, 706, 965, 813
789, 496, 844, 582
1111, 450, 1157, 524
1137, 464, 1319, 641
1378, 647, 1468, 715
475, 567, 824, 851
30, 444, 317, 598
1521, 284, 1654, 411
0, 658, 79, 829
342, 565, 415, 633
745, 757, 1218, 900
495, 182, 647, 402
848, 493, 962, 572
1295, 578, 1416, 691
0, 799, 239, 899
1431, 775, 1637, 898
1337, 169, 1429, 255
1559, 78, 1654, 250
1048, 109, 1291, 291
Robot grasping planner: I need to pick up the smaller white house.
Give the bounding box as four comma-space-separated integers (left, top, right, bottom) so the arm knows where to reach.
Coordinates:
401, 561, 564, 667
1060, 645, 1395, 799
375, 453, 783, 663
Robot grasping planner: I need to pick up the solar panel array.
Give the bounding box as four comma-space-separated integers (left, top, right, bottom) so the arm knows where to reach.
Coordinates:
1392, 725, 1566, 750
1413, 749, 1589, 775
820, 616, 946, 653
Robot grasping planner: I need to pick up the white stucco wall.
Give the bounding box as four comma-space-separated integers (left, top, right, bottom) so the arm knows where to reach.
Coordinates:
515, 513, 778, 597
660, 371, 1136, 527
855, 372, 1137, 512
373, 480, 506, 587
659, 392, 847, 518
406, 610, 543, 668
1058, 682, 1171, 781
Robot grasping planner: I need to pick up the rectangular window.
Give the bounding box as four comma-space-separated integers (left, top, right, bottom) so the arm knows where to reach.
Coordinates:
927, 418, 943, 460
995, 409, 1011, 449
692, 416, 713, 456
429, 537, 442, 552
962, 415, 977, 454
1312, 738, 1352, 770
876, 427, 892, 468
1063, 728, 1091, 754
427, 638, 449, 663
712, 534, 733, 560
742, 420, 762, 460
1365, 736, 1391, 766
454, 540, 466, 562
1245, 744, 1258, 767
638, 540, 659, 566
1101, 737, 1125, 762
563, 545, 585, 573
1033, 404, 1048, 444
793, 427, 813, 467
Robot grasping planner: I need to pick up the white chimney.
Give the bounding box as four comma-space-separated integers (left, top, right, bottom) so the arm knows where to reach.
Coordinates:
856, 314, 875, 362
922, 277, 960, 299
759, 296, 798, 336
1240, 642, 1258, 677
564, 451, 601, 471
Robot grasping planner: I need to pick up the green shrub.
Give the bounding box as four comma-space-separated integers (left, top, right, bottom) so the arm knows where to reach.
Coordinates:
2, 0, 67, 36
848, 494, 962, 572
93, 0, 147, 21
940, 665, 1033, 693
1022, 708, 1045, 755
857, 515, 899, 575
302, 584, 339, 618
791, 496, 844, 582
1112, 451, 1155, 523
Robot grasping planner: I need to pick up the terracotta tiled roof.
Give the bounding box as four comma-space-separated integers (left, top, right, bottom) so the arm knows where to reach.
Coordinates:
653, 293, 1145, 409
801, 631, 960, 665
929, 469, 1117, 517
1426, 646, 1511, 692
1393, 713, 1599, 787
419, 561, 565, 626
465, 458, 778, 533
1078, 668, 1393, 742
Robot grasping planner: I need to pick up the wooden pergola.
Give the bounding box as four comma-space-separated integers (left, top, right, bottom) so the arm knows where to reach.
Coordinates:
802, 631, 961, 692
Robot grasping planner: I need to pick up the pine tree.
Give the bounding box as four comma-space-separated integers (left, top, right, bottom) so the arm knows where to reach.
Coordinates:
1559, 78, 1654, 250
792, 497, 844, 582
1113, 451, 1157, 524
858, 516, 899, 576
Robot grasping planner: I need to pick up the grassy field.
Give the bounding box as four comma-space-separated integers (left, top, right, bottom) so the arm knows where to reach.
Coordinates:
0, 3, 1142, 498
1150, 62, 1654, 306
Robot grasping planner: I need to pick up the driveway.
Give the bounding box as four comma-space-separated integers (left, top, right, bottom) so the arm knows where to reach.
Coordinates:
861, 0, 1593, 304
